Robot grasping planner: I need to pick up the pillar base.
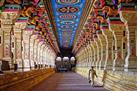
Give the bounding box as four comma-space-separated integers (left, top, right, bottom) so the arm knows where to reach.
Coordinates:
113, 59, 125, 71
0, 71, 3, 74
106, 65, 113, 70
2, 57, 11, 61
113, 66, 124, 71
2, 57, 12, 70
124, 57, 137, 72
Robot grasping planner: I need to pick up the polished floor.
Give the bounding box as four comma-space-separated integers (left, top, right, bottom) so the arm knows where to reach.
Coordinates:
31, 72, 108, 91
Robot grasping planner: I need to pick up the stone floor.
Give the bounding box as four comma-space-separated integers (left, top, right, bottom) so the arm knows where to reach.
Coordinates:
31, 72, 108, 91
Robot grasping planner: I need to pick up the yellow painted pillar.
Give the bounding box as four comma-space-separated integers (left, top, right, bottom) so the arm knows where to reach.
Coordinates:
93, 36, 99, 69
95, 34, 102, 69
101, 27, 113, 70
90, 43, 94, 66
109, 22, 125, 71
97, 31, 104, 70
91, 41, 96, 66
120, 10, 137, 71
88, 44, 92, 67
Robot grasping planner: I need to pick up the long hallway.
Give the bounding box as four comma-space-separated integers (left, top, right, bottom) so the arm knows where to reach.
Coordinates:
0, 0, 137, 91
31, 72, 107, 91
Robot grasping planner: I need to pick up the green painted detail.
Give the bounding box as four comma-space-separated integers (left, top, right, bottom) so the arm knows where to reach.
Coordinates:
0, 6, 4, 13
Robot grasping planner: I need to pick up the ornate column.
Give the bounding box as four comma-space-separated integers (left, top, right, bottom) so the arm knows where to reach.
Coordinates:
88, 44, 92, 67
29, 36, 35, 68
37, 40, 41, 68
97, 30, 104, 70
120, 7, 137, 71
108, 18, 125, 71
96, 33, 102, 69
32, 35, 38, 68
89, 43, 94, 67
40, 43, 44, 68
1, 12, 18, 69
83, 47, 86, 67
86, 46, 90, 67
101, 25, 113, 70
91, 41, 96, 66
13, 22, 27, 70
23, 29, 33, 69
93, 35, 100, 69
43, 46, 46, 67
0, 28, 4, 59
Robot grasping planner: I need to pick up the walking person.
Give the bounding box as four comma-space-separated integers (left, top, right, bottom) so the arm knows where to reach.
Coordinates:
88, 66, 98, 86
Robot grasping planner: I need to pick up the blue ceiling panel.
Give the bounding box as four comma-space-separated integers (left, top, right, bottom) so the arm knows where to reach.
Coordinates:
52, 0, 86, 48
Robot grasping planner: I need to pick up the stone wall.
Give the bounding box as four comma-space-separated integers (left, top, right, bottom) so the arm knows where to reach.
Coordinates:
0, 68, 55, 91
76, 68, 137, 91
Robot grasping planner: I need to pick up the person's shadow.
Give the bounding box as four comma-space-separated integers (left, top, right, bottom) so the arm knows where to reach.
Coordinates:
102, 70, 107, 87
93, 70, 107, 87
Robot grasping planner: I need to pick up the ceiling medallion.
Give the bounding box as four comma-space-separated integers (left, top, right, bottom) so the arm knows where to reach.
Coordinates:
60, 20, 75, 24
61, 29, 73, 32
57, 6, 79, 13
59, 14, 77, 20
60, 25, 74, 29
56, 0, 80, 4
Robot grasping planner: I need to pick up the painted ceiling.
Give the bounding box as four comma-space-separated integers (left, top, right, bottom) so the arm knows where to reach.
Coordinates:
52, 0, 86, 48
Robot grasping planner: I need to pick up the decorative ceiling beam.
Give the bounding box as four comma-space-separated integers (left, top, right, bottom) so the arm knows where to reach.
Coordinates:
44, 0, 60, 51
73, 0, 95, 53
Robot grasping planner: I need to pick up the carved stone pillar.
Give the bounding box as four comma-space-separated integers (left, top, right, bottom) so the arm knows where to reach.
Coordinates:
33, 39, 37, 66
91, 41, 96, 66
93, 36, 100, 69
42, 44, 46, 67
120, 10, 137, 71
83, 48, 86, 67
0, 28, 4, 59
23, 30, 32, 69
85, 47, 87, 67
86, 46, 90, 67
109, 21, 125, 71
0, 9, 19, 69
89, 43, 94, 67
37, 41, 43, 68
88, 45, 92, 67
14, 22, 26, 70
97, 31, 104, 70
1, 19, 13, 68
101, 27, 113, 70
39, 43, 44, 68
30, 38, 35, 68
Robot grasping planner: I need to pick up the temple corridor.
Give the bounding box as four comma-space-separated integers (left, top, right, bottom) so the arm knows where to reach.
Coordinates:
31, 72, 107, 91
0, 0, 137, 91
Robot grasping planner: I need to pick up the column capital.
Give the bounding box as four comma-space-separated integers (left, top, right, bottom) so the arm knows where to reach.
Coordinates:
109, 23, 125, 32
1, 19, 13, 25
14, 22, 27, 31
1, 24, 12, 32
0, 11, 18, 22
120, 11, 137, 25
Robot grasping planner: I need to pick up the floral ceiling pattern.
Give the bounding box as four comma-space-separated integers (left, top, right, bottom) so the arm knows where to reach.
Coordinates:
52, 0, 86, 48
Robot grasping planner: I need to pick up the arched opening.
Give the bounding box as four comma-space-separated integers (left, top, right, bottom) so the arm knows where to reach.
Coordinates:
56, 57, 62, 61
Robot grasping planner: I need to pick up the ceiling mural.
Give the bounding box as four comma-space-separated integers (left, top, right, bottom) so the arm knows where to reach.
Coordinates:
0, 0, 60, 53
52, 0, 86, 48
